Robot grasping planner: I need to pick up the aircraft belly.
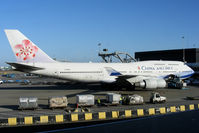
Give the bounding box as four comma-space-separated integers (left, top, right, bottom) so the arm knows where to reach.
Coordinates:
58, 73, 101, 82
126, 76, 149, 83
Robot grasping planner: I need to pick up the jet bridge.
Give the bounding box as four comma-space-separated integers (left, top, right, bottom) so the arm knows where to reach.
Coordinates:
98, 49, 137, 63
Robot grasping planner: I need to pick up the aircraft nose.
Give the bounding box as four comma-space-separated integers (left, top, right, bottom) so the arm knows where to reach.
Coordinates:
188, 66, 195, 74
191, 68, 195, 74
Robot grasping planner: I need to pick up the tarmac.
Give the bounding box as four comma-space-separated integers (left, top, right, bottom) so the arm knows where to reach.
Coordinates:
0, 81, 199, 115
0, 71, 199, 128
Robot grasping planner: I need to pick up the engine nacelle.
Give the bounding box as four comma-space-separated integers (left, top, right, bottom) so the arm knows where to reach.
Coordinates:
135, 79, 166, 89
156, 79, 167, 88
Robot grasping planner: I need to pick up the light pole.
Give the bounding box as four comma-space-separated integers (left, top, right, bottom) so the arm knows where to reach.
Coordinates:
182, 36, 185, 62
98, 43, 101, 53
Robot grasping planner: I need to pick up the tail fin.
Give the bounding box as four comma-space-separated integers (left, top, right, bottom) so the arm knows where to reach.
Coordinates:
5, 30, 55, 63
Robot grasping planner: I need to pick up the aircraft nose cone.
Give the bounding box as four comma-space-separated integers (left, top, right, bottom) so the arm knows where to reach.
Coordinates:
191, 69, 195, 74
189, 66, 195, 75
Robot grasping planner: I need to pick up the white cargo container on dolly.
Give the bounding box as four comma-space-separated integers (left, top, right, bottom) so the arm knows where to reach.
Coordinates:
102, 93, 121, 106
18, 97, 38, 110
76, 95, 95, 107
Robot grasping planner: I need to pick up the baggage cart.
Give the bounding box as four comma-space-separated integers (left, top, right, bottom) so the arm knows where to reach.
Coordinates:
48, 96, 68, 109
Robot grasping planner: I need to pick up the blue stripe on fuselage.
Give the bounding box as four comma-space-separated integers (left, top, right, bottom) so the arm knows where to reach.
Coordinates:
110, 72, 122, 76
180, 73, 194, 79
162, 71, 194, 79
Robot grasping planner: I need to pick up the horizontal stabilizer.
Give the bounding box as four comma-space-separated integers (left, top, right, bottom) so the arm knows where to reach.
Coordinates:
6, 62, 43, 72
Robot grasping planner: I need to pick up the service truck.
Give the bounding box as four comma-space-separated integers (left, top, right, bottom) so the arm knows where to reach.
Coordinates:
150, 92, 166, 103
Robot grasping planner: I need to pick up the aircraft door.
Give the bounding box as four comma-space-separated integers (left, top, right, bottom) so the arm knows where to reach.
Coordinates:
99, 68, 105, 79
54, 70, 59, 77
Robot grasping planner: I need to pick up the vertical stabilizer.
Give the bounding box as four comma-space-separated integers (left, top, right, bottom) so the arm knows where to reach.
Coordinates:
5, 30, 55, 63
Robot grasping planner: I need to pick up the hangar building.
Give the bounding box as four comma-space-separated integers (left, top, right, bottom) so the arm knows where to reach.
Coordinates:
135, 48, 199, 63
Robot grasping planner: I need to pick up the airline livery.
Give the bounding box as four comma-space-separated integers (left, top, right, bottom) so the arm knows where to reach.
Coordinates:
5, 30, 194, 89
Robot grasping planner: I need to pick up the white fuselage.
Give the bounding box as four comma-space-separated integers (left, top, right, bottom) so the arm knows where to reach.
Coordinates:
25, 60, 194, 83
5, 30, 195, 89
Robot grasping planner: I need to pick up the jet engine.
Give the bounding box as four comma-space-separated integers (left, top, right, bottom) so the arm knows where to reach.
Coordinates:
135, 79, 166, 89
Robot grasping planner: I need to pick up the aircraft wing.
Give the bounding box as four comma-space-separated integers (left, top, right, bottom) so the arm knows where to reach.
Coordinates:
104, 67, 168, 89
104, 67, 156, 78
104, 67, 159, 83
6, 62, 44, 72
104, 67, 123, 76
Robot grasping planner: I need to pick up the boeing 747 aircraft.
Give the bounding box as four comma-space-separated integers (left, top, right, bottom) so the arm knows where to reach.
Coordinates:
4, 30, 194, 90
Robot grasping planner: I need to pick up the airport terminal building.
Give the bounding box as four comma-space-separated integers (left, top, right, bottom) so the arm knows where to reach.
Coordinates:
135, 48, 199, 74
135, 48, 199, 63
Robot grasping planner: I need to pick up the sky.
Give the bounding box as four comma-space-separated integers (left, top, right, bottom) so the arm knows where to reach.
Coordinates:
0, 0, 199, 66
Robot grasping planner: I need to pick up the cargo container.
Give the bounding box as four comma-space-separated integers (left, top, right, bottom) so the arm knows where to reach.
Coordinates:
124, 94, 144, 105
18, 97, 38, 110
106, 93, 121, 104
76, 95, 94, 106
48, 96, 68, 109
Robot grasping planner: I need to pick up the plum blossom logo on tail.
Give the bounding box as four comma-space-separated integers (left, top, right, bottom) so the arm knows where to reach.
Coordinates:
15, 39, 38, 60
